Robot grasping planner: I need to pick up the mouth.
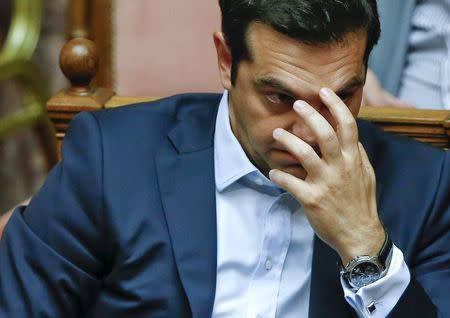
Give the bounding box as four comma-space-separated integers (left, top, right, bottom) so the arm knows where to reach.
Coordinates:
269, 151, 308, 179
271, 149, 301, 165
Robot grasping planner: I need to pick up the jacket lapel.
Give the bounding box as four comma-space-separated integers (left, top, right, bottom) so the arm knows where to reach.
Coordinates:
308, 237, 355, 317
156, 103, 219, 318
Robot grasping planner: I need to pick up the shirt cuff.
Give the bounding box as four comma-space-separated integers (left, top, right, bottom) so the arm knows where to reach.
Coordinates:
341, 244, 411, 318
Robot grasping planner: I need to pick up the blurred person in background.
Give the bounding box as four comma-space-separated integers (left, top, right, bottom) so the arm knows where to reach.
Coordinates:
365, 0, 450, 109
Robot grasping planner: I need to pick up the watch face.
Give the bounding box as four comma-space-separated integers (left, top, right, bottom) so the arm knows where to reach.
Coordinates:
349, 262, 382, 288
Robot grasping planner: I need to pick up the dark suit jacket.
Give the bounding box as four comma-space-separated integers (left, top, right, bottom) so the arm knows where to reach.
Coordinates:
0, 94, 449, 317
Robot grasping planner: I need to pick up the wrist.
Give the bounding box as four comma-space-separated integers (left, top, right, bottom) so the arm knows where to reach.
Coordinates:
341, 231, 394, 290
339, 223, 385, 266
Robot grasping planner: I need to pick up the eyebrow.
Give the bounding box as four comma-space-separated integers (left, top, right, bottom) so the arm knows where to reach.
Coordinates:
254, 75, 365, 97
254, 77, 296, 97
334, 76, 365, 96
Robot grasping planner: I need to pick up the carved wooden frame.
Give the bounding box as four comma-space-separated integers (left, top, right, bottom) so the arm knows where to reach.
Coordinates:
67, 0, 114, 89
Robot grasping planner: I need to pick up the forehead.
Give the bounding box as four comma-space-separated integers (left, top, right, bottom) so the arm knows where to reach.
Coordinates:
244, 23, 367, 94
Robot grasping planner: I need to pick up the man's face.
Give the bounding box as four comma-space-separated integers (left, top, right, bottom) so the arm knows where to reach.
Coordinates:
214, 23, 367, 179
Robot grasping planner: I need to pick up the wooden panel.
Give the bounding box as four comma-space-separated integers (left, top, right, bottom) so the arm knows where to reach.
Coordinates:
115, 0, 222, 96
359, 107, 450, 124
359, 107, 450, 149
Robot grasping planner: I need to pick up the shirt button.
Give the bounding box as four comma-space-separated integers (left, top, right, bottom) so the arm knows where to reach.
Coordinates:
265, 259, 273, 270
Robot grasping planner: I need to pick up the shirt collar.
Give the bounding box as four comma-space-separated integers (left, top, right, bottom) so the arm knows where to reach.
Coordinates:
214, 91, 283, 195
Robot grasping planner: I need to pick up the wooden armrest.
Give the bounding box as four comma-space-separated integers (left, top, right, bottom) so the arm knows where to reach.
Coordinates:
359, 107, 450, 148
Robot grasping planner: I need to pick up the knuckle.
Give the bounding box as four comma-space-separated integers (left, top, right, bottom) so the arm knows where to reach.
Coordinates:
274, 171, 287, 185
322, 131, 336, 144
297, 144, 315, 160
366, 163, 376, 179
304, 188, 324, 207
337, 162, 354, 180
339, 119, 359, 140
331, 100, 342, 109
303, 194, 318, 207
342, 117, 357, 129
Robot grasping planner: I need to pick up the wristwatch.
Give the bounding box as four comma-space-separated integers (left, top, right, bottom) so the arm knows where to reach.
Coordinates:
341, 232, 393, 290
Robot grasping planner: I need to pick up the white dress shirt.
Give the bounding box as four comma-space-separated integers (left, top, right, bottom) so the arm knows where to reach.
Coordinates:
211, 91, 410, 318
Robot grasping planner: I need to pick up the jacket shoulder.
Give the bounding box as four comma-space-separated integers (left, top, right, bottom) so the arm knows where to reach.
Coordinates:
358, 120, 446, 201
72, 93, 221, 144
91, 93, 222, 124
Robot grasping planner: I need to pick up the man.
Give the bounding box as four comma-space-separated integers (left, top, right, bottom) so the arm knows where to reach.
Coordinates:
0, 1, 449, 317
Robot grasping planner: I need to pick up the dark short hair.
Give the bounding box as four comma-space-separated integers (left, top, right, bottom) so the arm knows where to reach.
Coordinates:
218, 0, 380, 84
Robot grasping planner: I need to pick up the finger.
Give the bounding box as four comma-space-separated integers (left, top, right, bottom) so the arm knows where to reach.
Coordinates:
358, 142, 375, 189
358, 143, 377, 213
293, 100, 341, 162
269, 169, 311, 202
319, 88, 359, 151
358, 142, 370, 165
273, 128, 322, 174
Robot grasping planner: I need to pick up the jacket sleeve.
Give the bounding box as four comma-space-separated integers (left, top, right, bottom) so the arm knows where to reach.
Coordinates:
389, 151, 450, 317
0, 112, 109, 318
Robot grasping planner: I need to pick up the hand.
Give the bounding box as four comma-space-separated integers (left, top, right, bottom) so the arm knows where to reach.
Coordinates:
363, 69, 414, 108
269, 88, 385, 265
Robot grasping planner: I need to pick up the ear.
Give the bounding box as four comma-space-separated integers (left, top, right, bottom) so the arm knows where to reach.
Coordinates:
213, 31, 233, 90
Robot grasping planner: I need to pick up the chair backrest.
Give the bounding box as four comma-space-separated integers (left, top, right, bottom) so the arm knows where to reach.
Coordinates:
47, 38, 450, 160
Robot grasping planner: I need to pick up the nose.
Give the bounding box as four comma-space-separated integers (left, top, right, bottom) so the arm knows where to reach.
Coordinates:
289, 100, 326, 146
291, 118, 317, 146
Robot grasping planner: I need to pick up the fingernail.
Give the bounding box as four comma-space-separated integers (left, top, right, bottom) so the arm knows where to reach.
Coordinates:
269, 169, 276, 179
320, 87, 332, 97
293, 100, 307, 111
273, 128, 283, 139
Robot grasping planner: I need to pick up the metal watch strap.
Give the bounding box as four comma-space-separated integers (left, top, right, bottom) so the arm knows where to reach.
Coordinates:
341, 231, 394, 290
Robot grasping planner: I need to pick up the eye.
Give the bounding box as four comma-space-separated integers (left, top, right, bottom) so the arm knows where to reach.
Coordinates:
338, 92, 353, 102
265, 93, 294, 105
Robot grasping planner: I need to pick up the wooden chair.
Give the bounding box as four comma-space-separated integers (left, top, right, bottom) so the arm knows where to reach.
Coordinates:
66, 0, 113, 89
